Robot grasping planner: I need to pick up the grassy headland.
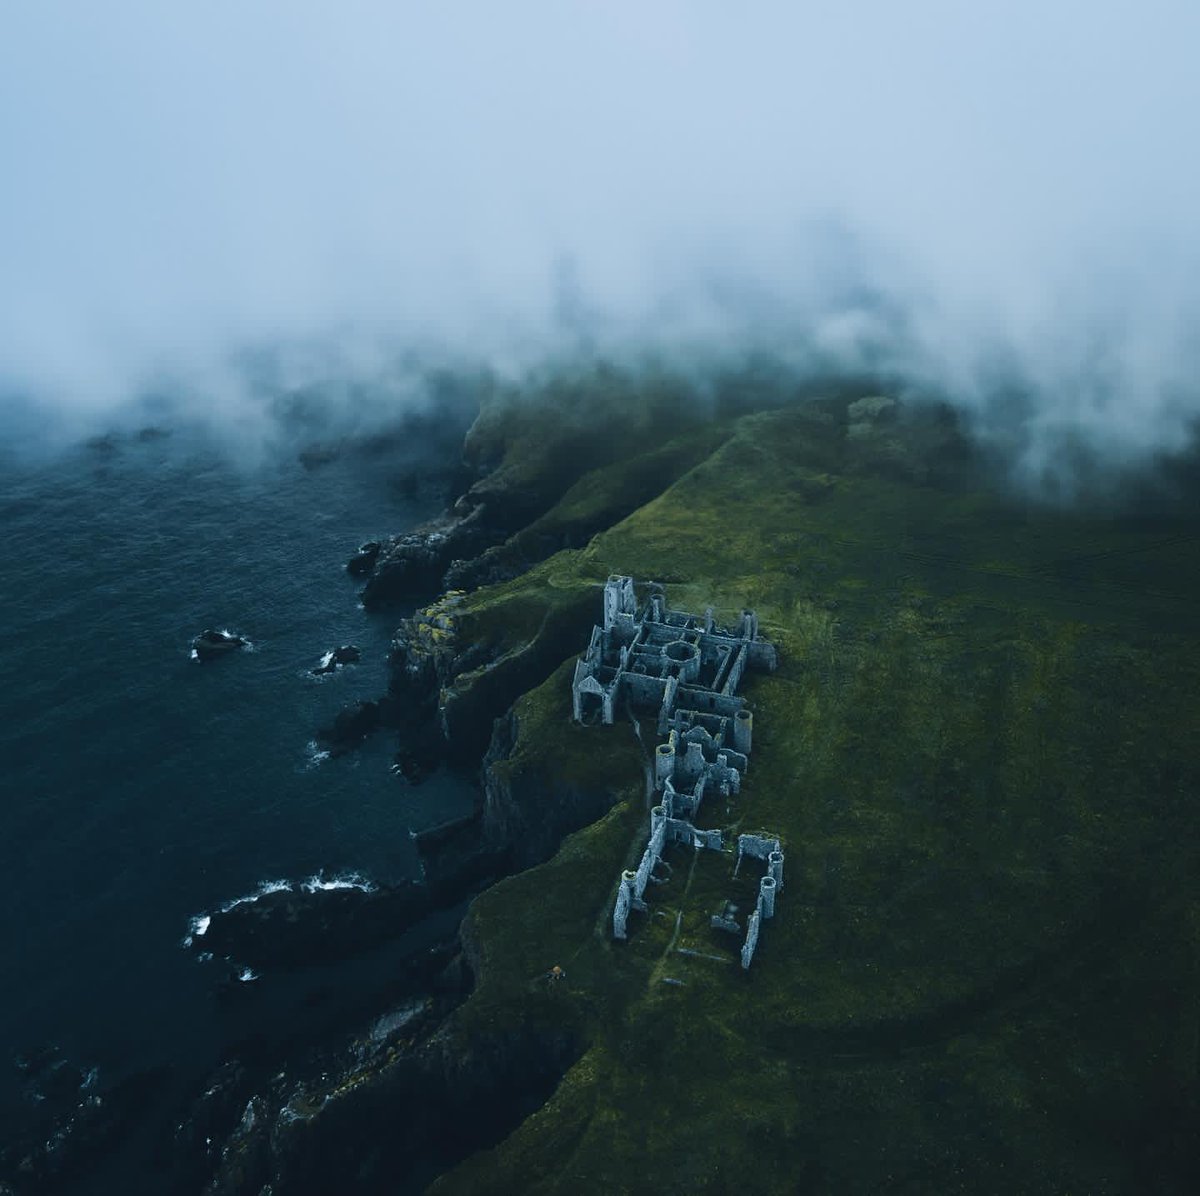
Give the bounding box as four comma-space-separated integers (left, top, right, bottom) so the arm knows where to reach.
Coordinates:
419, 390, 1200, 1192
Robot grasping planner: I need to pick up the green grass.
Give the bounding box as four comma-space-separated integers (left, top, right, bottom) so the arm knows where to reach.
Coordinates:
429, 397, 1200, 1193
459, 364, 698, 520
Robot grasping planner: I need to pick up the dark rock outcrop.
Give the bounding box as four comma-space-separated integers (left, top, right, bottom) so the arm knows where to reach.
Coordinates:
411, 704, 623, 911
315, 697, 397, 754
199, 991, 582, 1196
345, 540, 381, 577
386, 586, 595, 765
442, 546, 529, 593
391, 739, 441, 785
413, 814, 509, 902
198, 883, 434, 971
357, 505, 493, 609
311, 644, 361, 675
171, 1059, 248, 1174
191, 628, 248, 661
0, 1055, 171, 1194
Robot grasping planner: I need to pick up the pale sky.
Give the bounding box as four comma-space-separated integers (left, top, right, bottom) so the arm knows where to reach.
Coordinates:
2, 2, 1198, 467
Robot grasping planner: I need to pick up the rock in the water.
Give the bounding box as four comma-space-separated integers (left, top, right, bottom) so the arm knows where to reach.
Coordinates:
357, 506, 491, 608
316, 698, 381, 753
359, 531, 455, 606
345, 540, 381, 576
391, 739, 441, 785
196, 882, 433, 970
311, 644, 361, 675
191, 629, 248, 661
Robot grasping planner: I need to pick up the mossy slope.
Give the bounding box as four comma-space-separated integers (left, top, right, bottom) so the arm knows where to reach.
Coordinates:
433, 398, 1200, 1193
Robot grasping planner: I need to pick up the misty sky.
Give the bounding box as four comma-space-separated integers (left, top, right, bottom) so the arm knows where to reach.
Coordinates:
2, 2, 1199, 468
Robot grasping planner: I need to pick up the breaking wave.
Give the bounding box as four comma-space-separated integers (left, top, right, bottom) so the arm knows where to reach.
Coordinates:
181, 912, 212, 947
219, 878, 292, 913
183, 872, 375, 948
301, 870, 376, 894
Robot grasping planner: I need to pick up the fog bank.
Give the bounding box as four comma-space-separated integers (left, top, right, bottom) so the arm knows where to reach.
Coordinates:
2, 2, 1198, 477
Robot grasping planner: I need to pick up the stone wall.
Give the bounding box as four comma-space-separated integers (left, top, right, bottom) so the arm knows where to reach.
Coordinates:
573, 577, 786, 970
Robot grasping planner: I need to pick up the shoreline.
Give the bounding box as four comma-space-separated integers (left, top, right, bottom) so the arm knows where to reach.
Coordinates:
7, 380, 1199, 1194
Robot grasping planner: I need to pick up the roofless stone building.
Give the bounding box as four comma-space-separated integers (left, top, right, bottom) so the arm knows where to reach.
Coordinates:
573, 576, 786, 969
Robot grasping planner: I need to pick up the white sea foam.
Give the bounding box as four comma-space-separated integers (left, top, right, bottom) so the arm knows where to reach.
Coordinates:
236, 967, 259, 982
186, 871, 372, 953
307, 651, 344, 684
218, 878, 293, 914
304, 741, 331, 769
218, 630, 256, 653
301, 870, 376, 894
182, 911, 212, 948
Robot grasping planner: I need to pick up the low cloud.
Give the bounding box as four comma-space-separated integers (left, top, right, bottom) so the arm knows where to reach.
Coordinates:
2, 2, 1198, 480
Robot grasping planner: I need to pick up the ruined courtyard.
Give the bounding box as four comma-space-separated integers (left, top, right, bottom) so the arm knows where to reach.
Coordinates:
574, 576, 786, 971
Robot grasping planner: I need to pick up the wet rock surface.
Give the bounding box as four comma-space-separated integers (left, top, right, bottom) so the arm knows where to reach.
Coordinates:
166, 939, 474, 1196
344, 540, 381, 576
411, 706, 623, 889
390, 738, 441, 786
1, 1051, 171, 1194
311, 644, 361, 675
191, 628, 248, 661
441, 544, 530, 592
315, 696, 398, 755
355, 505, 493, 609
197, 988, 581, 1196
165, 684, 607, 1193
196, 883, 435, 972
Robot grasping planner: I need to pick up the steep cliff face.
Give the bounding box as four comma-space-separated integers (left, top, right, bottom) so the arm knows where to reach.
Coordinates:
193, 670, 636, 1195
359, 507, 495, 609
412, 661, 642, 906
356, 387, 740, 771
198, 974, 585, 1196
353, 366, 704, 610
479, 704, 640, 871
387, 590, 480, 711
388, 584, 598, 762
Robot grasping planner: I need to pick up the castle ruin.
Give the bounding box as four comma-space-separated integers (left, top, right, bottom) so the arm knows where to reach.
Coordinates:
573, 576, 786, 970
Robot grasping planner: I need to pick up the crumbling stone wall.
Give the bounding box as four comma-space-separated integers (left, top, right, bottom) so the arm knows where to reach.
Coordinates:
575, 578, 786, 968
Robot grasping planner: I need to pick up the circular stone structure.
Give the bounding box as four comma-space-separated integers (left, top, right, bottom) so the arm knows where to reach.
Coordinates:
663, 639, 700, 681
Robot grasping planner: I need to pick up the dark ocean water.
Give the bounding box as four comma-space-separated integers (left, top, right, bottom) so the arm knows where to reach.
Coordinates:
0, 428, 475, 1164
